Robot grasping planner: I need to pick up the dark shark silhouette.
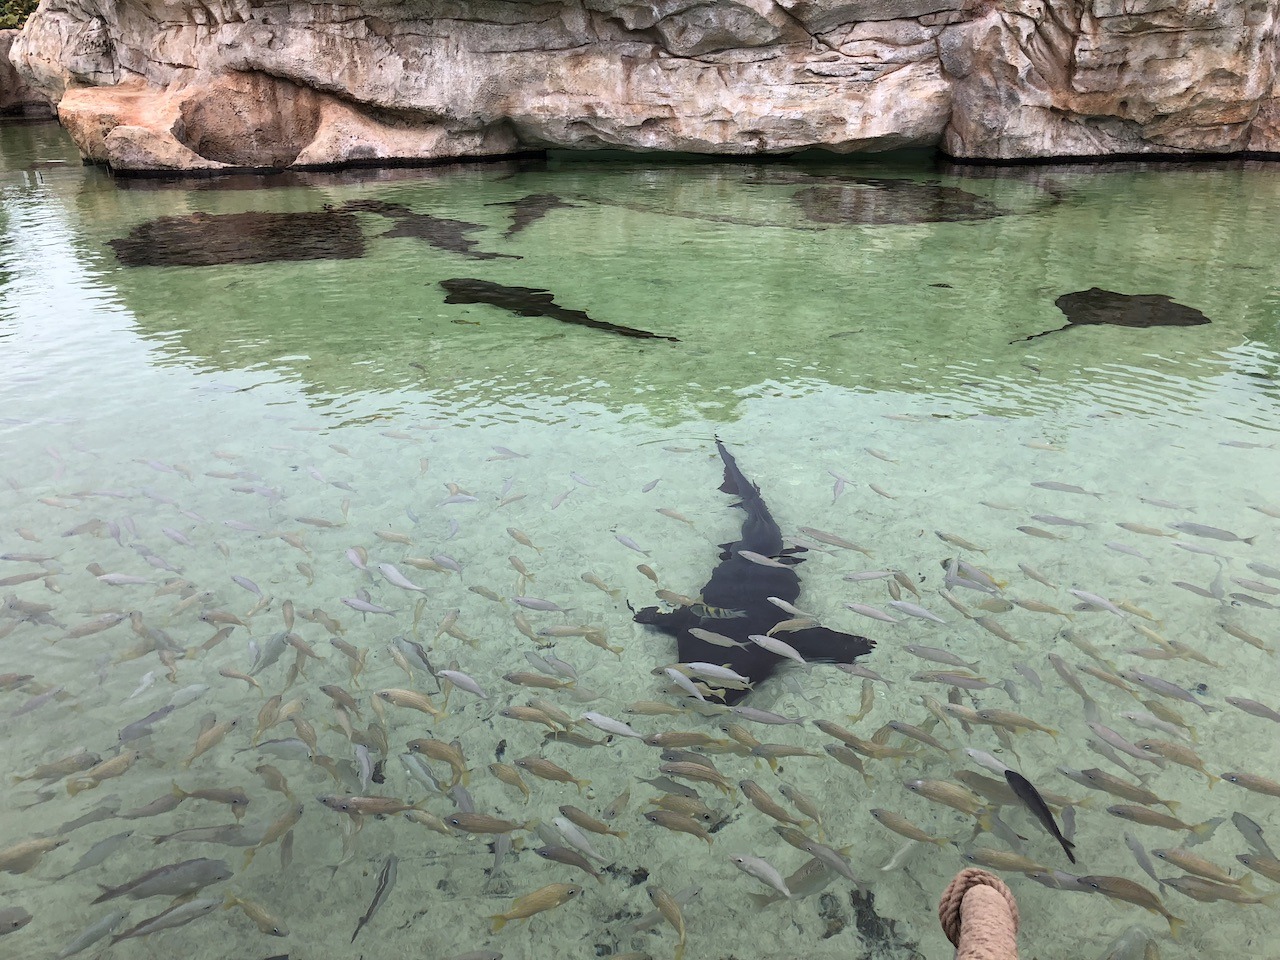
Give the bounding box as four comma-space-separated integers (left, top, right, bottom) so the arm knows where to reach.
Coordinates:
337, 200, 519, 261
439, 279, 680, 342
486, 194, 580, 239
633, 441, 875, 704
1011, 287, 1211, 344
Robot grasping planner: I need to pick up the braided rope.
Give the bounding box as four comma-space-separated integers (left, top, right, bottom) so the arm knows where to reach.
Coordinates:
938, 867, 1020, 950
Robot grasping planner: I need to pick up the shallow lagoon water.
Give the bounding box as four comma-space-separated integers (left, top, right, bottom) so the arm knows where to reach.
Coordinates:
2, 121, 1280, 960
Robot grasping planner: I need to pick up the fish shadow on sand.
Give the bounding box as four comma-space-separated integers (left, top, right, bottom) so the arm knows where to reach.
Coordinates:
336, 200, 519, 261
439, 279, 680, 342
1011, 287, 1211, 344
633, 441, 875, 704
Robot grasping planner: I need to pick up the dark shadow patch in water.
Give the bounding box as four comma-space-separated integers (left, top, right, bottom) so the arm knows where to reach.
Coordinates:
111, 158, 549, 191
1011, 287, 1212, 343
485, 193, 580, 238
439, 278, 679, 341
792, 179, 1007, 225
109, 211, 365, 267
849, 889, 923, 960
338, 200, 518, 260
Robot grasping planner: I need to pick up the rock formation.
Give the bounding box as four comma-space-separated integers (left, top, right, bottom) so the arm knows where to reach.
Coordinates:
0, 28, 54, 116
6, 0, 1280, 171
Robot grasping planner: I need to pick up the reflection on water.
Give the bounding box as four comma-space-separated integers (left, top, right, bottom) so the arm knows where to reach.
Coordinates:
2, 122, 1280, 960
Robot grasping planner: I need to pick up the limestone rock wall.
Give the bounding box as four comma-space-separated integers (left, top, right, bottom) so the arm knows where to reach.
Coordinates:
6, 0, 1280, 170
0, 28, 54, 115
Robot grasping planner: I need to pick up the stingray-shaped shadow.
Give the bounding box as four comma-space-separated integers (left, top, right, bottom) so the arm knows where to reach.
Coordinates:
1012, 287, 1211, 344
633, 441, 875, 704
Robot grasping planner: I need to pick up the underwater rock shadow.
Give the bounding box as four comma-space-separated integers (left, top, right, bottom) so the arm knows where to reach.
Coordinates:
109, 211, 365, 267
439, 278, 679, 342
1012, 287, 1212, 343
792, 178, 1008, 225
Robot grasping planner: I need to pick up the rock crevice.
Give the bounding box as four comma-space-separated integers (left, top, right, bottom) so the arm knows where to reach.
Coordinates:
6, 0, 1280, 170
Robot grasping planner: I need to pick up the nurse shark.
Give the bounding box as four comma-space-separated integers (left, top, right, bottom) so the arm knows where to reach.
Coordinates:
633, 441, 875, 704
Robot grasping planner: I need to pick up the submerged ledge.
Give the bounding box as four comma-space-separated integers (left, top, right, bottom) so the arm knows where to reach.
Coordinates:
55, 141, 1280, 186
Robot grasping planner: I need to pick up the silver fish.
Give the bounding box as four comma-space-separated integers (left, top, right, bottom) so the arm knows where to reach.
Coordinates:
55, 796, 121, 835
56, 831, 134, 879
119, 704, 175, 743
1246, 561, 1280, 582
842, 602, 899, 624
801, 839, 866, 887
729, 854, 791, 898
1116, 670, 1215, 713
1087, 722, 1165, 765
1168, 521, 1254, 544
729, 705, 804, 725
341, 598, 396, 615
552, 816, 606, 862
904, 644, 978, 671
378, 563, 427, 593
615, 535, 648, 555
152, 823, 262, 846
249, 631, 289, 676
1104, 541, 1151, 560
1225, 697, 1280, 723
437, 670, 488, 700
352, 854, 398, 942
1031, 514, 1091, 528
887, 600, 946, 624
1233, 812, 1277, 860
1031, 481, 1101, 497
1123, 831, 1164, 888
512, 596, 571, 612
93, 857, 231, 902
55, 909, 129, 957
231, 575, 261, 596
111, 898, 219, 943
169, 683, 210, 709
0, 906, 31, 936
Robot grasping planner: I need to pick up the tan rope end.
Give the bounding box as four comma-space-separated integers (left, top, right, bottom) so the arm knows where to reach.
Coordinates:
939, 868, 1020, 960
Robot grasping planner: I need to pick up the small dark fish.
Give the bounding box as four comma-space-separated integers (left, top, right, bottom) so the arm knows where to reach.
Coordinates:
1004, 769, 1076, 864
351, 853, 398, 942
440, 279, 679, 342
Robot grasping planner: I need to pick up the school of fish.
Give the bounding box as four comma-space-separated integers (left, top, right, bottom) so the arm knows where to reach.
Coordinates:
1, 427, 1279, 960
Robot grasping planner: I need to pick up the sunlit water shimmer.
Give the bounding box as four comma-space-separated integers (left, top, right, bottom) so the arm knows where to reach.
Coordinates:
3, 121, 1280, 960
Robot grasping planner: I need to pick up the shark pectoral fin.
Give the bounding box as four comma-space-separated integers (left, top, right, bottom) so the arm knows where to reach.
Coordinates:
783, 627, 875, 664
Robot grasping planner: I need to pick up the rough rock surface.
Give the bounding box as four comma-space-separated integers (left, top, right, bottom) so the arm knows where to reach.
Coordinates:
7, 0, 1280, 170
0, 28, 55, 115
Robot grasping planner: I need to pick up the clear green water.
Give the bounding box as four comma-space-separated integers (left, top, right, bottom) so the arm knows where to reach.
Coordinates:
2, 120, 1280, 960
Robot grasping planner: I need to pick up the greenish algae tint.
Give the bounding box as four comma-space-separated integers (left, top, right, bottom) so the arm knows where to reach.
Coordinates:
2, 120, 1280, 960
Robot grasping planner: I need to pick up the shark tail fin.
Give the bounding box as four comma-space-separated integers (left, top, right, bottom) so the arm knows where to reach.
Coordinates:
783, 627, 876, 665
